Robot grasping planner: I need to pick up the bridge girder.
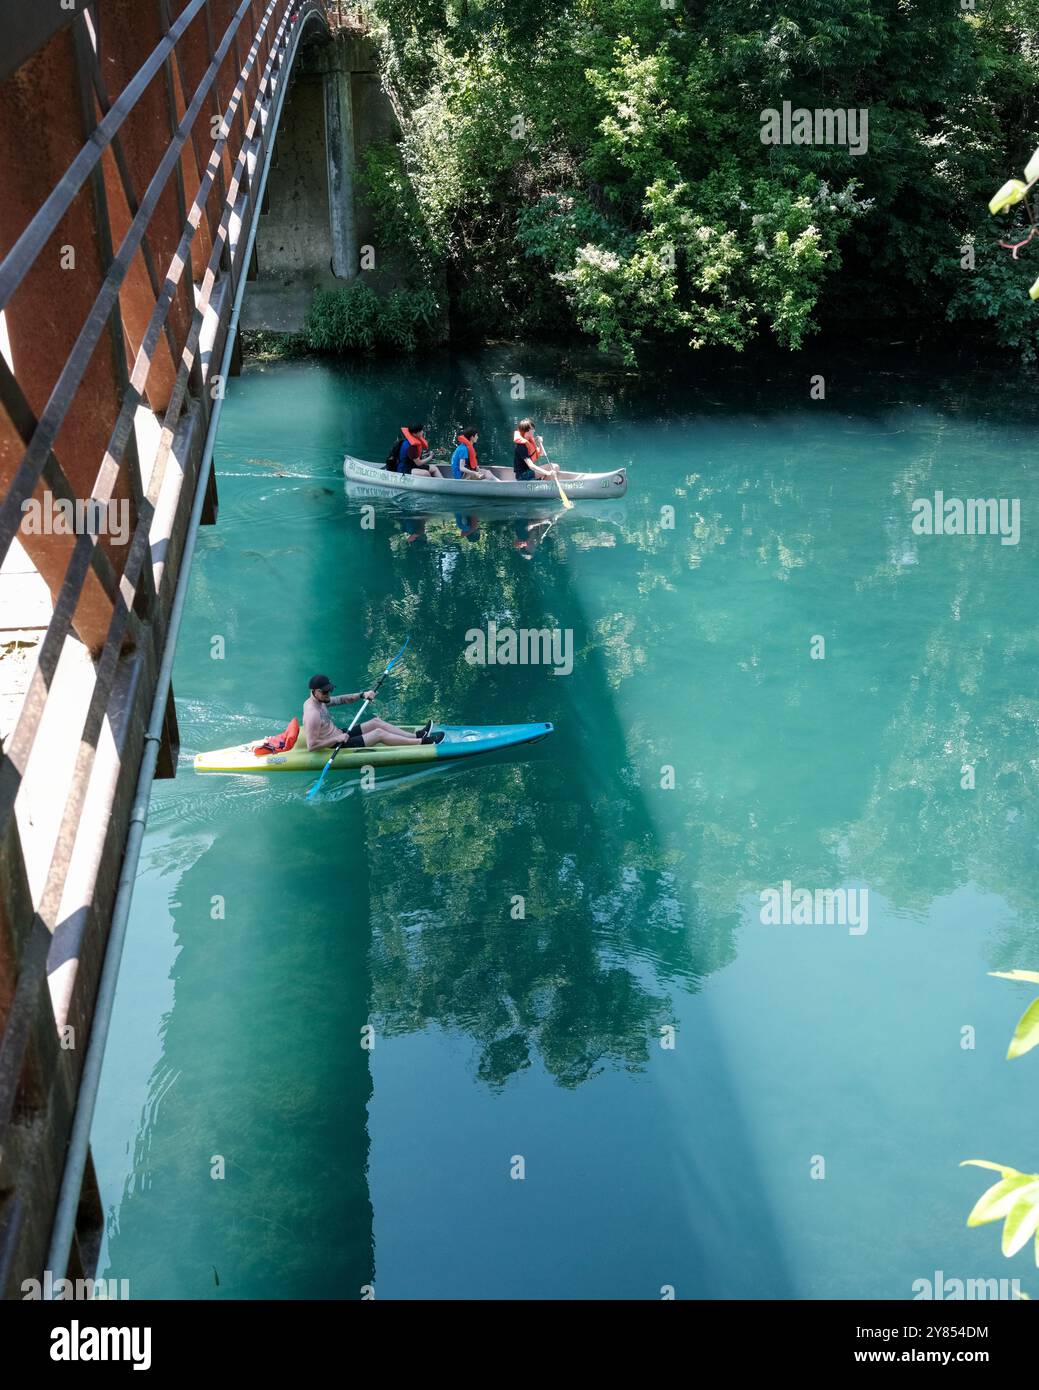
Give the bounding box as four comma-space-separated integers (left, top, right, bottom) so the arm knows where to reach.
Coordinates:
0, 0, 341, 1299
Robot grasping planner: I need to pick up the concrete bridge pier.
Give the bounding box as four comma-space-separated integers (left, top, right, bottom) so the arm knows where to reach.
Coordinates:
324, 62, 359, 281
243, 30, 398, 333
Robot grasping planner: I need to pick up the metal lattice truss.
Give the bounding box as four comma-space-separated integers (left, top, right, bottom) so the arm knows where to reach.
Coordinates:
0, 0, 338, 1295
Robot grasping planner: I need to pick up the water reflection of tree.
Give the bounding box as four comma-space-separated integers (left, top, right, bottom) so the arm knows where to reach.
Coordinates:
100, 350, 1039, 1306
354, 492, 734, 1090
351, 350, 1039, 1092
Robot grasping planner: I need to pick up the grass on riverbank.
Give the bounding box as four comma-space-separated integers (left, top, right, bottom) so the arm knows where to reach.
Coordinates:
242, 282, 443, 364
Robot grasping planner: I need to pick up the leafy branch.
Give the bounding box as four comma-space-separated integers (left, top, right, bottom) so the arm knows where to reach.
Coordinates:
987, 969, 1039, 1060
961, 967, 1039, 1295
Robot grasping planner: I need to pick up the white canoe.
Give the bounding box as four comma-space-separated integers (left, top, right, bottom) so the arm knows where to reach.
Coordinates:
343, 454, 627, 500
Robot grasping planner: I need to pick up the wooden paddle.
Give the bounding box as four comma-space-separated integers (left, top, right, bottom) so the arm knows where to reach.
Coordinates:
537, 436, 573, 509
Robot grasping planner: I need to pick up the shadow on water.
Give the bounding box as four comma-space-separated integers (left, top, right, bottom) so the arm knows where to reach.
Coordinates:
102, 823, 378, 1299
103, 556, 380, 1299
351, 389, 801, 1293
97, 347, 1039, 1298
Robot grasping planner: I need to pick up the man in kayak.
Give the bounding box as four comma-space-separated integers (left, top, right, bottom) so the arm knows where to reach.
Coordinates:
392, 424, 436, 476
451, 426, 503, 483
304, 675, 442, 750
513, 419, 556, 481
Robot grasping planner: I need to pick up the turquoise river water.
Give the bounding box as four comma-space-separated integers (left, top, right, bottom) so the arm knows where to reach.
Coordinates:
90, 347, 1039, 1299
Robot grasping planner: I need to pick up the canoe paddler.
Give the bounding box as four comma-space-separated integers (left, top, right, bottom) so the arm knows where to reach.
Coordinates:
394, 423, 435, 477
451, 426, 502, 483
513, 419, 556, 481
513, 516, 555, 558
304, 674, 442, 750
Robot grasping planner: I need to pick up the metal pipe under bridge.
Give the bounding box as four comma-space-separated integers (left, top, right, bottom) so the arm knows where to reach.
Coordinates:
0, 0, 377, 1298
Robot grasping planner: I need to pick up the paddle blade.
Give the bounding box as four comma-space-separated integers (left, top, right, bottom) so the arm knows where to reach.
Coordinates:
990, 178, 1028, 215
305, 760, 333, 801
553, 472, 574, 510
387, 634, 411, 671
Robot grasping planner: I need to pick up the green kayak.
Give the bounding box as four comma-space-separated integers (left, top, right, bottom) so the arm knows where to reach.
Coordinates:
194, 722, 554, 773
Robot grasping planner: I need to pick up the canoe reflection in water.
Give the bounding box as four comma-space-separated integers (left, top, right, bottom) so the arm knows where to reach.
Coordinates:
346, 481, 626, 557
395, 509, 560, 554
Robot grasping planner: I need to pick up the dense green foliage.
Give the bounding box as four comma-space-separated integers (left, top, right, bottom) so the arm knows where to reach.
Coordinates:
358, 0, 1039, 361
305, 283, 441, 353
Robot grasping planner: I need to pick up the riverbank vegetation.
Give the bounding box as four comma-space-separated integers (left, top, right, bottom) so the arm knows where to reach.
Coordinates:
352, 0, 1039, 363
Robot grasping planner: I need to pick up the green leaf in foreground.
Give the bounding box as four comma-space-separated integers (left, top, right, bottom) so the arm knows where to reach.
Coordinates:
1001, 1187, 1039, 1258
1006, 997, 1039, 1060
962, 1164, 1039, 1274
961, 1160, 1024, 1177
966, 1175, 1038, 1228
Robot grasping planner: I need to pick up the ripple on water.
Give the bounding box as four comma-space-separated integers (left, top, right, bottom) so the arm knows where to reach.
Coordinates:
209, 475, 345, 535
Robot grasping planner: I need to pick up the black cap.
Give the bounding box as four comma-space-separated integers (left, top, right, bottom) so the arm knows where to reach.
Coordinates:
309, 674, 332, 692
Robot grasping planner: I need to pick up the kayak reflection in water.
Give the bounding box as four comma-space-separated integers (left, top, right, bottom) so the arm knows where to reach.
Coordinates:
303, 674, 443, 750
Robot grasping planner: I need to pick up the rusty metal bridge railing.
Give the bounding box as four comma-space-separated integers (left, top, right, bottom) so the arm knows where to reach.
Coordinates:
0, 0, 336, 1297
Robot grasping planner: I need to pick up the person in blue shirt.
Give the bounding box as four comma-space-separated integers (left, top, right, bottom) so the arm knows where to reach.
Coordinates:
450, 427, 501, 482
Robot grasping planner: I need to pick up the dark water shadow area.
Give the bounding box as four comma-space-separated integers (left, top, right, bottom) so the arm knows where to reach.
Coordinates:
93, 347, 1039, 1298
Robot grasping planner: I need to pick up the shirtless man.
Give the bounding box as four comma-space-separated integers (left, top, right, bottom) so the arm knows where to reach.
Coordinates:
303, 675, 442, 750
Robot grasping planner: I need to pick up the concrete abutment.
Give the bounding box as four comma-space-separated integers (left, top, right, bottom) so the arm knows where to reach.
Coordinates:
243, 30, 395, 333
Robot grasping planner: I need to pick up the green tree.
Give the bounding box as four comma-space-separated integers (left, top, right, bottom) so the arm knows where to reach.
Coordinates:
359, 0, 1039, 359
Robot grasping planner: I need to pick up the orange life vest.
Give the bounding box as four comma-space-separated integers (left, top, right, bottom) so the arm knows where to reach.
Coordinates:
401, 426, 429, 456
458, 434, 479, 471
255, 717, 300, 756
513, 429, 539, 461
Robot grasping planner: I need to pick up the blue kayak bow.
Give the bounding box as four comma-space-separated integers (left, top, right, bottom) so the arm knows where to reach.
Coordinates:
305, 635, 411, 801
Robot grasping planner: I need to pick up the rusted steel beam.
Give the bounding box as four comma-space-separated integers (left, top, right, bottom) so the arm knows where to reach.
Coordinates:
88, 8, 188, 415
0, 28, 138, 590
155, 686, 181, 780
0, 5, 80, 89
0, 814, 32, 1046
0, 920, 54, 1136
0, 1, 292, 842
0, 0, 331, 1292
94, 3, 207, 397
0, 376, 123, 654
71, 18, 156, 625
203, 2, 236, 261
0, 1, 275, 578
0, 0, 211, 314
161, 0, 216, 268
